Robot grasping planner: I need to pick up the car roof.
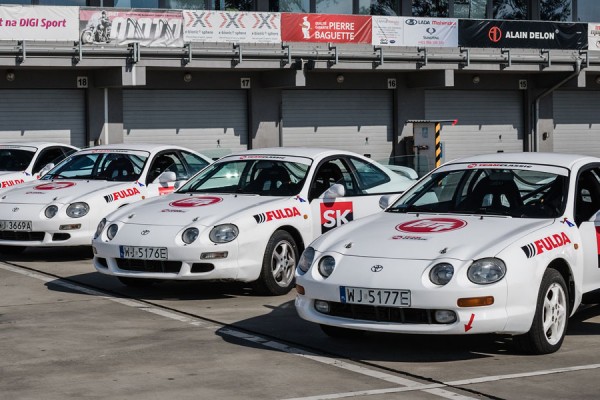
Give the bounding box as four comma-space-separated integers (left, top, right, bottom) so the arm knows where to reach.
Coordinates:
228, 147, 363, 160
446, 152, 600, 170
0, 142, 78, 149
78, 143, 197, 153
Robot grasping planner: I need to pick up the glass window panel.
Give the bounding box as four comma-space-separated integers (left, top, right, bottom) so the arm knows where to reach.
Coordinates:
114, 0, 159, 8
358, 0, 400, 15
575, 0, 600, 22
272, 0, 309, 12
0, 0, 32, 4
164, 0, 208, 10
218, 0, 255, 11
541, 0, 572, 21
316, 0, 353, 14
38, 0, 86, 4
412, 0, 449, 17
453, 0, 487, 19
493, 0, 527, 20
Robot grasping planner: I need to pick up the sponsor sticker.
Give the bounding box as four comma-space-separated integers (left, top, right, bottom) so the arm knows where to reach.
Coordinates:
521, 232, 571, 258
34, 182, 76, 190
254, 207, 301, 223
391, 235, 428, 241
159, 186, 174, 196
169, 196, 223, 207
467, 163, 532, 169
1, 179, 25, 188
396, 218, 467, 233
104, 187, 141, 203
320, 201, 353, 233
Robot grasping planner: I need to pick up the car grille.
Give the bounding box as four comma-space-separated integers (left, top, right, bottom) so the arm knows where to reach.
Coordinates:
116, 258, 181, 274
0, 231, 44, 241
325, 302, 437, 324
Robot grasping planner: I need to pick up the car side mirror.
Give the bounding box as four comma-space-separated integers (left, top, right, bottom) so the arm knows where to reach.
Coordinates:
38, 163, 55, 177
158, 171, 177, 184
379, 194, 396, 209
323, 183, 345, 199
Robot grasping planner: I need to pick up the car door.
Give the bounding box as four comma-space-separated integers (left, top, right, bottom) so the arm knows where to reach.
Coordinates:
145, 151, 191, 196
31, 146, 72, 178
308, 156, 392, 239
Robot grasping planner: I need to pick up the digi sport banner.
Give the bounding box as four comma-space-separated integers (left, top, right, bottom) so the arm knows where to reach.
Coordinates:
281, 13, 371, 44
183, 10, 280, 44
79, 9, 183, 47
0, 5, 79, 41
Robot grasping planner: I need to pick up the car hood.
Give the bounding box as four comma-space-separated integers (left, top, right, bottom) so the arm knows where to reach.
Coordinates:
0, 180, 143, 205
313, 213, 553, 261
110, 193, 298, 227
0, 171, 29, 189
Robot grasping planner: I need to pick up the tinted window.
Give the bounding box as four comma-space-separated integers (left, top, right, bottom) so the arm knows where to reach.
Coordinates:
0, 149, 35, 171
348, 157, 390, 190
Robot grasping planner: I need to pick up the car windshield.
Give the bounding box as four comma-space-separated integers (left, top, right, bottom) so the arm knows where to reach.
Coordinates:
42, 150, 149, 182
388, 163, 569, 219
178, 157, 311, 196
0, 147, 36, 171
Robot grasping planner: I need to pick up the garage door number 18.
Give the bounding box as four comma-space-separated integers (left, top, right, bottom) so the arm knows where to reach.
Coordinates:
77, 76, 88, 88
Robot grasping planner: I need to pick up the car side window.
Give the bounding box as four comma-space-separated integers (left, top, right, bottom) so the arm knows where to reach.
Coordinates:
32, 147, 67, 173
575, 168, 600, 226
181, 151, 210, 177
310, 158, 356, 199
146, 152, 186, 184
348, 157, 391, 191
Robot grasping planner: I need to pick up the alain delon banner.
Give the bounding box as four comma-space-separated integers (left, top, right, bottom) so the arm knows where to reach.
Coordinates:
281, 13, 371, 44
589, 23, 600, 51
0, 5, 79, 41
79, 9, 183, 47
459, 19, 587, 50
183, 11, 280, 44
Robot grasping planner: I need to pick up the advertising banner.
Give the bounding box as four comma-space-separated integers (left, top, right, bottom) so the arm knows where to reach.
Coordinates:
79, 9, 183, 47
281, 13, 371, 44
589, 23, 600, 51
0, 5, 79, 41
459, 19, 587, 50
402, 17, 458, 47
372, 16, 402, 46
183, 11, 280, 44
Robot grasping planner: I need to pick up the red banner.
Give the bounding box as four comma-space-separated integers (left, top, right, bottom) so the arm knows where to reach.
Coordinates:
281, 13, 371, 44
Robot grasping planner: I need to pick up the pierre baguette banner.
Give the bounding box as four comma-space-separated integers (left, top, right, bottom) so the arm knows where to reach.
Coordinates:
281, 13, 371, 44
0, 5, 79, 41
372, 16, 458, 47
79, 9, 183, 47
459, 19, 587, 50
183, 10, 280, 43
589, 23, 600, 51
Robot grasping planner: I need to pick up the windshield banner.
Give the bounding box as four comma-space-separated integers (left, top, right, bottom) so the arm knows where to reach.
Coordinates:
281, 13, 371, 44
0, 5, 79, 41
183, 10, 280, 44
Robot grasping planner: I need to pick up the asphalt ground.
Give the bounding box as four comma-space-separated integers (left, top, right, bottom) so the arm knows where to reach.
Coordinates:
1, 246, 599, 400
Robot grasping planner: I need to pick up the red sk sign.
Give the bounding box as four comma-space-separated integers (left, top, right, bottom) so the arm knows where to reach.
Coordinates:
396, 218, 467, 233
488, 26, 502, 43
169, 196, 223, 207
34, 182, 76, 190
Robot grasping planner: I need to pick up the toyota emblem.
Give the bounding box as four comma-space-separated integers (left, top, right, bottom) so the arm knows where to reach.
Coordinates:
141, 230, 150, 235
12, 207, 19, 212
371, 265, 383, 272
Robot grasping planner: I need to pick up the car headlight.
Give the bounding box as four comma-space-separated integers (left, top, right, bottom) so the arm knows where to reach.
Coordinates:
318, 256, 336, 278
209, 224, 238, 243
66, 202, 89, 218
182, 227, 200, 244
106, 224, 118, 240
297, 247, 315, 275
94, 218, 106, 239
429, 263, 454, 285
467, 258, 506, 284
44, 205, 58, 219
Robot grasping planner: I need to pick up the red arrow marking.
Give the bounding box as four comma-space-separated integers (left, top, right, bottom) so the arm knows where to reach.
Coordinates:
464, 313, 475, 332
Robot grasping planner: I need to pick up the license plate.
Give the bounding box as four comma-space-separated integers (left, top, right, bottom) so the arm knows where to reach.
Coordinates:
119, 246, 168, 260
340, 286, 411, 307
0, 220, 32, 231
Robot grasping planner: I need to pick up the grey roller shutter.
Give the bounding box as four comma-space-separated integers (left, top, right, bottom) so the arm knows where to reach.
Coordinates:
425, 91, 523, 162
0, 90, 86, 148
123, 90, 248, 159
282, 90, 394, 161
554, 91, 600, 156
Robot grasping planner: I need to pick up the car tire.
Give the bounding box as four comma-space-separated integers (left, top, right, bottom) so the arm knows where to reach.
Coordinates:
117, 277, 156, 288
0, 245, 26, 255
253, 230, 298, 296
320, 324, 364, 338
513, 268, 568, 355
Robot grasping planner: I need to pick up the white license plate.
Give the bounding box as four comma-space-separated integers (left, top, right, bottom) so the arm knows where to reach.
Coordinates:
119, 246, 168, 261
340, 286, 411, 307
0, 220, 32, 231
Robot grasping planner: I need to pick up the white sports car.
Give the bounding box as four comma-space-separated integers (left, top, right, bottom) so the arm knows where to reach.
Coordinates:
91, 147, 417, 295
0, 144, 211, 253
295, 153, 600, 354
0, 142, 78, 192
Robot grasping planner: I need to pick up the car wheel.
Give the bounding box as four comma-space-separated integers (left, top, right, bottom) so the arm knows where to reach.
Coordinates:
514, 268, 568, 354
253, 230, 298, 296
0, 245, 26, 255
320, 324, 364, 338
117, 277, 156, 288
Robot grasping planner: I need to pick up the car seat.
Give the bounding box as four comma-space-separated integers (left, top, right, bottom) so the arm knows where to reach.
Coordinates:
311, 162, 344, 199
248, 165, 291, 194
148, 155, 175, 183
466, 173, 523, 212
104, 157, 135, 181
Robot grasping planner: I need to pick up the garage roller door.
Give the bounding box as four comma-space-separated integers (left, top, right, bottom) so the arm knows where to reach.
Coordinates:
0, 90, 86, 148
553, 91, 600, 156
123, 90, 248, 159
282, 90, 394, 161
426, 90, 523, 162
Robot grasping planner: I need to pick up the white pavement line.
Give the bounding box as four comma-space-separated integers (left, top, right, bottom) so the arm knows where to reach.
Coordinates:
2, 263, 473, 400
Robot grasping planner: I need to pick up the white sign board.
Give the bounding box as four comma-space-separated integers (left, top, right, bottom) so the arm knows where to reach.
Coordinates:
0, 5, 79, 41
588, 23, 600, 51
372, 16, 458, 48
183, 11, 280, 44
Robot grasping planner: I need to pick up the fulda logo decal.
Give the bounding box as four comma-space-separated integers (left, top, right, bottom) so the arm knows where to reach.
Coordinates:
254, 207, 301, 224
104, 187, 141, 203
521, 232, 571, 259
34, 182, 76, 190
169, 196, 223, 207
1, 179, 25, 188
396, 218, 466, 233
320, 201, 353, 233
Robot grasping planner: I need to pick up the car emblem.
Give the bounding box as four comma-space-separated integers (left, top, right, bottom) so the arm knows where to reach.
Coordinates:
141, 230, 150, 235
12, 207, 19, 212
371, 265, 383, 272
